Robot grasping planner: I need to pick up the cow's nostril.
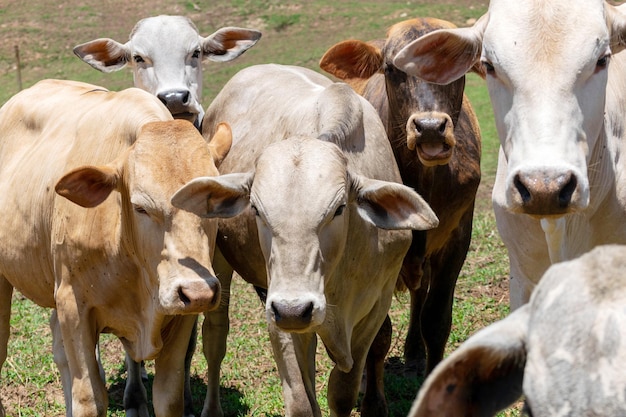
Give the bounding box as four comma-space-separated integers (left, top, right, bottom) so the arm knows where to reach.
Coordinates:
514, 174, 532, 204
559, 175, 577, 208
178, 286, 191, 306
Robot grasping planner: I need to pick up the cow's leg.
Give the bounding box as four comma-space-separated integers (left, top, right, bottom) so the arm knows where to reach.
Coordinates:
421, 217, 473, 375
123, 355, 149, 417
153, 315, 197, 417
52, 299, 107, 417
51, 310, 72, 416
269, 326, 319, 417
201, 249, 233, 417
403, 283, 428, 378
0, 276, 13, 417
327, 310, 386, 417
360, 315, 391, 417
183, 318, 198, 417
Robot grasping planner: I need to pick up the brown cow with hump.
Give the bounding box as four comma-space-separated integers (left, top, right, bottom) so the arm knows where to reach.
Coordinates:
321, 17, 482, 379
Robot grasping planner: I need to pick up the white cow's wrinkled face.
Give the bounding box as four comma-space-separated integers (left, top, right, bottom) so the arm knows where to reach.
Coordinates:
127, 121, 222, 316
251, 137, 350, 333
483, 0, 610, 216
129, 16, 204, 123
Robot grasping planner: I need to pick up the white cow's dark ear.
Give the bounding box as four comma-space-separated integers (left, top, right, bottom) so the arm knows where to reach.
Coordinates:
171, 172, 253, 218
55, 165, 120, 208
608, 4, 626, 53
393, 13, 488, 85
349, 172, 438, 231
202, 27, 262, 62
73, 39, 130, 73
407, 305, 529, 417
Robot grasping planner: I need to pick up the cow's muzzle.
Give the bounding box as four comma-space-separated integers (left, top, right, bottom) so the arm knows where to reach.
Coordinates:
406, 111, 455, 166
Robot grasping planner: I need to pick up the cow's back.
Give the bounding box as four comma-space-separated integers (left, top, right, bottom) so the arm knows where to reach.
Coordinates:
203, 64, 401, 184
0, 79, 171, 307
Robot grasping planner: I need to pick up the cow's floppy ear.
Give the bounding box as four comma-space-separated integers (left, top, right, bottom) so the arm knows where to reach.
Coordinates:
207, 122, 232, 168
202, 27, 262, 62
408, 305, 529, 417
393, 13, 488, 85
349, 173, 438, 231
55, 165, 120, 208
320, 40, 383, 81
172, 172, 254, 218
607, 4, 626, 53
73, 39, 130, 73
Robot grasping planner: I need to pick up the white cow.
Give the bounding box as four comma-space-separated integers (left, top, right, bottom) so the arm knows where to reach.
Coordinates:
74, 15, 261, 127
0, 79, 232, 417
393, 0, 626, 308
408, 244, 626, 416
173, 64, 439, 417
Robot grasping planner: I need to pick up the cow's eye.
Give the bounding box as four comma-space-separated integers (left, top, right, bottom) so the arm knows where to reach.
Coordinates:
133, 55, 145, 64
134, 205, 148, 215
482, 60, 495, 74
251, 204, 260, 216
192, 49, 201, 59
334, 204, 346, 218
597, 54, 610, 69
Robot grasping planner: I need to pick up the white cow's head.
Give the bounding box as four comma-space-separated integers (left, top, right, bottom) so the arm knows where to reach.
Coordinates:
407, 244, 626, 416
171, 136, 438, 333
393, 0, 626, 217
74, 15, 261, 127
55, 121, 233, 317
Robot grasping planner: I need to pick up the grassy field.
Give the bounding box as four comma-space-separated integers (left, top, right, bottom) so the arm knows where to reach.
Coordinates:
0, 0, 517, 416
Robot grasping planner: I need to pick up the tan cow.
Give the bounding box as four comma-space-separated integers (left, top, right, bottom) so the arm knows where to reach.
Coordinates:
320, 18, 482, 383
173, 64, 438, 417
392, 0, 626, 309
74, 15, 262, 127
0, 79, 231, 417
409, 244, 626, 416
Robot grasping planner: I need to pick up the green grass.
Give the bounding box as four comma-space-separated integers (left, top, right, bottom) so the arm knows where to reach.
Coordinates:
0, 1, 522, 416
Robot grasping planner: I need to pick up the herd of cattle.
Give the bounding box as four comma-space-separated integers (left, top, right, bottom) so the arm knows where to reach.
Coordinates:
1, 0, 626, 416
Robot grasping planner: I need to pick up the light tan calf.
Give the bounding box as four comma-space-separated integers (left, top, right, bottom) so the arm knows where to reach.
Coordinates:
0, 79, 231, 417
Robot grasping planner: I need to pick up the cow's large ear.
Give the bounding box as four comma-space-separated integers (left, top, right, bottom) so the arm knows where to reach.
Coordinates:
320, 40, 383, 81
349, 173, 438, 231
172, 172, 253, 218
607, 4, 626, 53
393, 13, 488, 85
55, 165, 120, 207
73, 39, 130, 73
202, 27, 262, 62
408, 305, 529, 417
207, 122, 233, 168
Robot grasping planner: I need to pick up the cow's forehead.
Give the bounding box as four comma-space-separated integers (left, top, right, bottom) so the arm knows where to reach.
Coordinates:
130, 121, 217, 197
130, 15, 200, 52
484, 0, 609, 71
252, 138, 348, 216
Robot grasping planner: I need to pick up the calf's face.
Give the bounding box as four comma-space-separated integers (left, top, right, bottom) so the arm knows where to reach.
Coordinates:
73, 15, 261, 125
55, 120, 233, 315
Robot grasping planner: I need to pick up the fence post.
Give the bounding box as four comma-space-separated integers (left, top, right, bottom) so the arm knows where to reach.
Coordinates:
15, 45, 22, 92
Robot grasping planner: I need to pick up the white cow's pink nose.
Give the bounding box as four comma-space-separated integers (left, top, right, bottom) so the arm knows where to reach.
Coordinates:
512, 169, 579, 215
267, 294, 325, 332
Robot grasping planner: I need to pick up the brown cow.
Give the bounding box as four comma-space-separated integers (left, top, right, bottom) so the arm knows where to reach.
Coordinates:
0, 79, 231, 417
320, 17, 482, 381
